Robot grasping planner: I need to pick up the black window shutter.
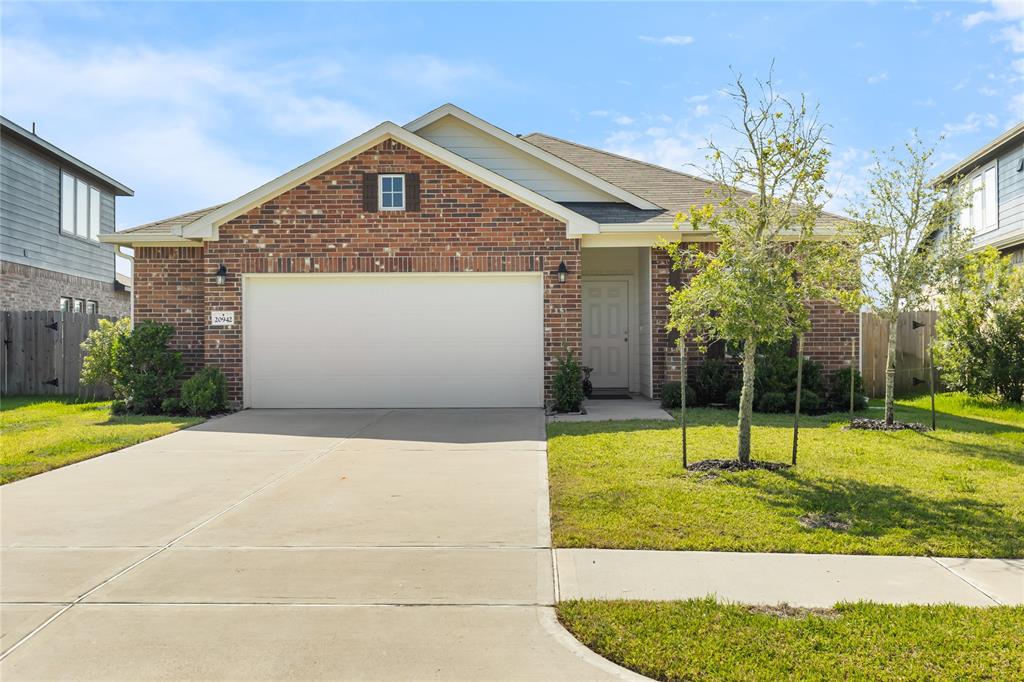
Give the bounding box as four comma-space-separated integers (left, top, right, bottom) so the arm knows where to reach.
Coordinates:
362, 173, 378, 211
405, 173, 420, 211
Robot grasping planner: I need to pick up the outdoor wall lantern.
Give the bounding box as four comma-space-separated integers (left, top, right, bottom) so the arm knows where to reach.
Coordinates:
556, 260, 569, 284
215, 264, 228, 286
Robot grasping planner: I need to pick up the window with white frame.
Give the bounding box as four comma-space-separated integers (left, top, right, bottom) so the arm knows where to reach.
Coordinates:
60, 171, 103, 241
959, 164, 998, 234
86, 300, 98, 314
379, 174, 405, 210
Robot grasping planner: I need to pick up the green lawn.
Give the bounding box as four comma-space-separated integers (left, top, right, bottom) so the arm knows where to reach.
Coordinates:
1, 396, 202, 484
548, 393, 1024, 557
558, 598, 1024, 681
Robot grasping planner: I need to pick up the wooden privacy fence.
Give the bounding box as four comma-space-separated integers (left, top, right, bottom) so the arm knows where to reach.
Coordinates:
860, 310, 938, 399
1, 311, 119, 398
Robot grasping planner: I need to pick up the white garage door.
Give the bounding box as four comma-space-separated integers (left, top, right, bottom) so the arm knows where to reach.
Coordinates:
243, 274, 544, 408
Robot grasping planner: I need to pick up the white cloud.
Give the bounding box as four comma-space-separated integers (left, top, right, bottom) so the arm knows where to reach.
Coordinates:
979, 85, 999, 96
588, 110, 610, 117
941, 112, 1000, 137
693, 104, 710, 117
867, 72, 889, 84
962, 0, 1024, 52
614, 115, 636, 125
685, 94, 709, 103
0, 38, 492, 229
638, 35, 695, 46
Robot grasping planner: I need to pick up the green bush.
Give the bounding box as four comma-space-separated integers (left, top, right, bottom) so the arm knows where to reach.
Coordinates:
725, 387, 742, 409
180, 367, 228, 416
110, 399, 128, 416
935, 248, 1024, 404
756, 391, 788, 413
551, 352, 585, 413
691, 360, 734, 405
789, 389, 821, 414
826, 367, 868, 412
160, 397, 184, 415
660, 381, 696, 409
752, 342, 826, 413
110, 321, 183, 414
80, 317, 132, 388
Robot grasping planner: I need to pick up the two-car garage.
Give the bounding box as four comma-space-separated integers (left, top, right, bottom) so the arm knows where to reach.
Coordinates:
242, 274, 545, 408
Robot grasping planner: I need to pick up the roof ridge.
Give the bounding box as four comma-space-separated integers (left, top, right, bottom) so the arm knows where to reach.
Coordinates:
522, 131, 719, 186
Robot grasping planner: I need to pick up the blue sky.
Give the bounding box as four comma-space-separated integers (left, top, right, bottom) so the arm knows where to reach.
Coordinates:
2, 0, 1022, 234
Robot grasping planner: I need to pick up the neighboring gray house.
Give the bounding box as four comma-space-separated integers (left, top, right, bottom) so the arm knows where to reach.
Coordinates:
0, 117, 133, 315
937, 121, 1024, 265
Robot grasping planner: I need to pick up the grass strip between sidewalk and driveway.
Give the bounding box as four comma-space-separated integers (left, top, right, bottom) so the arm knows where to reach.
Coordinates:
1, 396, 202, 484
557, 598, 1024, 682
547, 393, 1024, 558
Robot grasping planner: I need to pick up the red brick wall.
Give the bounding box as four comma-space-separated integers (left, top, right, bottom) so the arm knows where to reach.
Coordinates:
133, 247, 205, 371
651, 246, 859, 397
136, 140, 581, 405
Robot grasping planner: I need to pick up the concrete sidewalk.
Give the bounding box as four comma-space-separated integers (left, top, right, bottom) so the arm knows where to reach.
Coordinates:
556, 549, 1024, 607
547, 398, 672, 423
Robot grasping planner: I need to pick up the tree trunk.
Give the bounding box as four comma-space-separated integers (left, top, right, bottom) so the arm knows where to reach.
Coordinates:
737, 336, 758, 463
884, 317, 898, 426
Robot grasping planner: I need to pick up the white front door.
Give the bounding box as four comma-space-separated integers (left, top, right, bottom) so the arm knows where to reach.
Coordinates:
582, 279, 629, 389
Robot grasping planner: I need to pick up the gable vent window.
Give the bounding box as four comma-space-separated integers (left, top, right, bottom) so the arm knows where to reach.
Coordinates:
362, 172, 420, 212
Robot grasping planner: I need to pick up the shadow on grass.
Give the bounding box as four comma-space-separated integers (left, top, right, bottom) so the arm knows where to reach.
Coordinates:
727, 472, 1023, 557
891, 403, 1023, 436
548, 408, 844, 436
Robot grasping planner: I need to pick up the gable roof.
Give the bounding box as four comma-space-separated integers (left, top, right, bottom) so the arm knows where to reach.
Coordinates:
1, 116, 134, 196
102, 122, 599, 245
405, 104, 661, 211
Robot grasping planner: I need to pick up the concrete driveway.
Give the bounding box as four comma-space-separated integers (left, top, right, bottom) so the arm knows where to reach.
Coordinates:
1, 409, 640, 681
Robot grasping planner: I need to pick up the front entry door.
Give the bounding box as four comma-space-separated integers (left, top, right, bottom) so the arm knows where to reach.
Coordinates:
582, 279, 629, 390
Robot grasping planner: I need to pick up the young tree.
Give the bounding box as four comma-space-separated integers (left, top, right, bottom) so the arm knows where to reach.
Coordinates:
666, 72, 857, 463
847, 137, 970, 424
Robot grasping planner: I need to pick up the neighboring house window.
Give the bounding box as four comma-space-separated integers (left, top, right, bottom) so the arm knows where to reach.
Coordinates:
960, 164, 998, 234
379, 174, 405, 210
73, 298, 84, 313
86, 300, 98, 314
60, 171, 102, 241
59, 297, 72, 312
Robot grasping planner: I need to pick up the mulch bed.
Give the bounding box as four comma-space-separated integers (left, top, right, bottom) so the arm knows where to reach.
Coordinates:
844, 417, 928, 433
687, 459, 791, 473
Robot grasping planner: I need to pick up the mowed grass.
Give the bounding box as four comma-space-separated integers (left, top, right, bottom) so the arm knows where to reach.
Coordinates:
558, 598, 1024, 682
1, 396, 202, 484
547, 393, 1024, 557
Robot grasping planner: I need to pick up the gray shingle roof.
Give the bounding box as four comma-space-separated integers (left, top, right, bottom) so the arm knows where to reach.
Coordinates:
522, 132, 847, 228
116, 204, 225, 236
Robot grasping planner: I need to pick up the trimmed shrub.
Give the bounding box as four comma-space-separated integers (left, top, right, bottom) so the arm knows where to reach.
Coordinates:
180, 367, 228, 416
110, 399, 128, 416
110, 321, 183, 414
691, 360, 734, 406
826, 367, 868, 412
160, 397, 184, 415
80, 317, 132, 388
789, 389, 822, 414
757, 391, 788, 413
660, 381, 696, 409
551, 352, 584, 413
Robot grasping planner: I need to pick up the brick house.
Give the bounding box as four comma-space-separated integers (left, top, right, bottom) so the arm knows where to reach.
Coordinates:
103, 104, 857, 408
1, 117, 133, 316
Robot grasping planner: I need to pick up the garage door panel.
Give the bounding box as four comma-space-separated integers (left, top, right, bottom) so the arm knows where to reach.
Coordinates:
244, 275, 544, 408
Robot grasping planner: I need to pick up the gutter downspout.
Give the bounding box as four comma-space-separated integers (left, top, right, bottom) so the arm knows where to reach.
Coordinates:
116, 245, 135, 326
